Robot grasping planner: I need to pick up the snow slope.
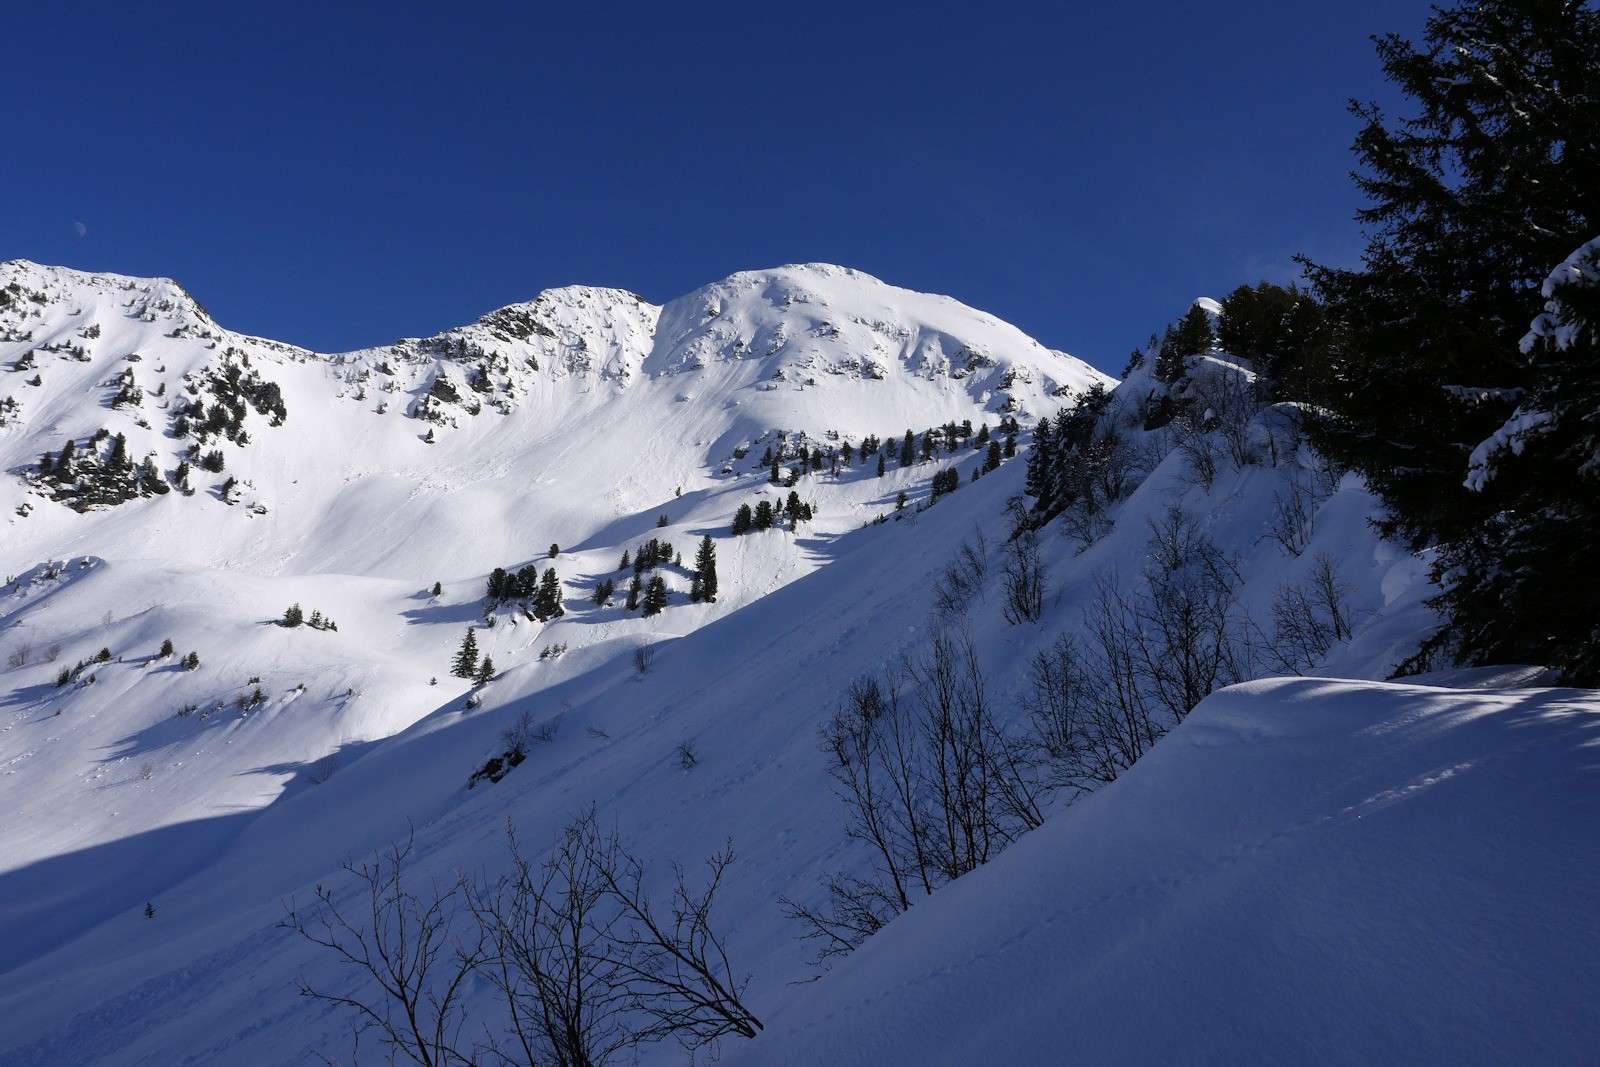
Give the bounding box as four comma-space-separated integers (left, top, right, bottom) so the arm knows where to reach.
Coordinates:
732, 674, 1600, 1065
0, 261, 1592, 1064
0, 258, 1100, 578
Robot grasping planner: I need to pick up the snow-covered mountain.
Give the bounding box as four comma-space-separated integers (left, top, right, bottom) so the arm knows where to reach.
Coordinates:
1, 260, 1595, 1065
0, 259, 1098, 576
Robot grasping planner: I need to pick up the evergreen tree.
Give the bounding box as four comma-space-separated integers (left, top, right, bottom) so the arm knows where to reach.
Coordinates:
549, 543, 559, 558
140, 456, 165, 493
535, 568, 564, 621
1175, 305, 1214, 356
1304, 0, 1600, 678
985, 439, 1003, 472
753, 499, 775, 530
475, 656, 496, 686
619, 549, 630, 570
487, 566, 509, 602
731, 503, 753, 535
770, 457, 780, 483
1154, 305, 1214, 383
1450, 238, 1600, 681
281, 603, 304, 628
431, 581, 442, 597
642, 574, 669, 617
1003, 433, 1017, 459
159, 638, 174, 657
626, 574, 642, 610
876, 452, 886, 478
1025, 414, 1055, 504
452, 627, 479, 679
975, 423, 990, 447
841, 441, 854, 466
899, 430, 915, 467
694, 534, 717, 603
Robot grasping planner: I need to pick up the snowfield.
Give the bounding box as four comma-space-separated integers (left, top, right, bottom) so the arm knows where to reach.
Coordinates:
0, 259, 1595, 1064
733, 673, 1600, 1065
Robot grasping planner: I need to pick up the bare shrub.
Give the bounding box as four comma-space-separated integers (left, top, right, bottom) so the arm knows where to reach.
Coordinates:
6, 639, 30, 668
1081, 578, 1168, 773
675, 741, 698, 770
309, 752, 341, 785
1130, 508, 1251, 722
471, 821, 633, 1067
290, 817, 761, 1066
1187, 363, 1258, 469
1019, 635, 1109, 798
1266, 478, 1315, 557
583, 819, 761, 1049
283, 835, 483, 1067
1309, 450, 1345, 500
783, 631, 1041, 961
1175, 425, 1220, 493
500, 709, 535, 757
1000, 530, 1045, 625
1264, 554, 1360, 674
632, 642, 655, 676
931, 530, 990, 619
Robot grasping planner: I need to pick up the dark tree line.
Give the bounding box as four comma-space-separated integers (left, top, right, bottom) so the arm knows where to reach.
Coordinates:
486, 566, 564, 622
1297, 0, 1600, 681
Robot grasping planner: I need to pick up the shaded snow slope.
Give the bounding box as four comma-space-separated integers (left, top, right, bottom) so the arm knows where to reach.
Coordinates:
732, 675, 1600, 1065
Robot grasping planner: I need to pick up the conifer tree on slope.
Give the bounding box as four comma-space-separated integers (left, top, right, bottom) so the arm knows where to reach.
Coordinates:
536, 568, 564, 621
452, 627, 479, 679
694, 534, 718, 603
1457, 238, 1600, 682
1302, 0, 1600, 678
1155, 305, 1213, 383
642, 575, 669, 617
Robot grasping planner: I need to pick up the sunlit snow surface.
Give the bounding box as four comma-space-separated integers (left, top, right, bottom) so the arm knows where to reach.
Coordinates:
0, 261, 1593, 1064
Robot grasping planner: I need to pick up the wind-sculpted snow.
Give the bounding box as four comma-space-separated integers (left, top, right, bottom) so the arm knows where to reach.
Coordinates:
730, 675, 1600, 1065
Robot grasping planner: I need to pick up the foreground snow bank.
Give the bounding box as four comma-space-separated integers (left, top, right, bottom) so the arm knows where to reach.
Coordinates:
734, 675, 1600, 1066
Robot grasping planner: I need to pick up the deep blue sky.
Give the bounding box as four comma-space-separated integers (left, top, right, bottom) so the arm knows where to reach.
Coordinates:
6, 1, 1436, 374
